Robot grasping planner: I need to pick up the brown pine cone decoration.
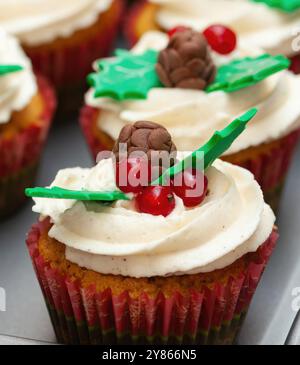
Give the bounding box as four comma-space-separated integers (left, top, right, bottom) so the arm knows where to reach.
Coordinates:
113, 121, 177, 168
156, 28, 216, 90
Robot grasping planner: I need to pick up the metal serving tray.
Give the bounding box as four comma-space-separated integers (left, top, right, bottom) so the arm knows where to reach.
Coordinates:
0, 117, 300, 345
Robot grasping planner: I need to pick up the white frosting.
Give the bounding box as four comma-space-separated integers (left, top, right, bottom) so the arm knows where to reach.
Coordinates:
86, 31, 300, 154
32, 157, 275, 278
150, 0, 300, 56
0, 0, 113, 46
0, 29, 37, 124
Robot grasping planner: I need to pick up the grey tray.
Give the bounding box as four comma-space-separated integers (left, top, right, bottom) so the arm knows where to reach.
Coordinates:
0, 117, 300, 345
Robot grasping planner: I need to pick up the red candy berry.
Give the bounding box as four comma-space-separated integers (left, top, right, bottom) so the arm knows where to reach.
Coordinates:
136, 186, 175, 217
203, 25, 237, 55
289, 54, 300, 75
115, 158, 150, 194
171, 169, 208, 207
167, 25, 190, 38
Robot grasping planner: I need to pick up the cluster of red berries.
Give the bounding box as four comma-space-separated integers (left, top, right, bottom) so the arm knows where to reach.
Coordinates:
168, 24, 237, 55
115, 158, 208, 217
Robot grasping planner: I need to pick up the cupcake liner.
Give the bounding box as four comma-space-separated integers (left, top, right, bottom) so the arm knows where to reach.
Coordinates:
125, 0, 156, 48
24, 0, 124, 89
224, 128, 300, 212
0, 76, 56, 178
0, 162, 38, 220
0, 76, 56, 219
79, 106, 111, 160
231, 129, 300, 191
26, 219, 278, 345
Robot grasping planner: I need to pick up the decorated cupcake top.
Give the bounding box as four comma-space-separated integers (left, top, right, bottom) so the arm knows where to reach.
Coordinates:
27, 110, 275, 278
86, 29, 300, 154
149, 0, 300, 56
0, 29, 37, 124
0, 0, 113, 46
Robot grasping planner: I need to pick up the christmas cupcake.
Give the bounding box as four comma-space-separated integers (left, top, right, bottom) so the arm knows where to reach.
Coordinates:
26, 111, 278, 345
80, 29, 300, 211
0, 0, 124, 114
0, 30, 56, 220
126, 0, 300, 73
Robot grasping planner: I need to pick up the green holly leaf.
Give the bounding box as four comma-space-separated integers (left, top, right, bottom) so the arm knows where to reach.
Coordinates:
25, 186, 130, 202
0, 65, 23, 76
207, 54, 290, 93
251, 0, 300, 11
152, 108, 258, 185
87, 49, 162, 101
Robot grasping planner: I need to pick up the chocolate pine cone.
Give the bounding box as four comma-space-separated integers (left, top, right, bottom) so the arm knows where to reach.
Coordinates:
113, 121, 177, 169
156, 28, 216, 90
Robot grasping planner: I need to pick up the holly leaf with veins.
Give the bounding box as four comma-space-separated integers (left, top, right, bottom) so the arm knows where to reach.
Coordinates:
251, 0, 300, 12
87, 49, 162, 101
152, 108, 258, 185
207, 54, 290, 93
0, 65, 23, 76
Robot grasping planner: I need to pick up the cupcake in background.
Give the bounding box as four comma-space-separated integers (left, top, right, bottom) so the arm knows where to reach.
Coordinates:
80, 28, 300, 211
26, 112, 278, 344
0, 0, 124, 115
0, 29, 56, 220
126, 0, 139, 5
126, 0, 300, 73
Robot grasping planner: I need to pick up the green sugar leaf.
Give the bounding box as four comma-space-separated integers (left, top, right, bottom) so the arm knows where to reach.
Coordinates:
251, 0, 300, 11
207, 54, 290, 93
25, 186, 130, 202
152, 108, 258, 185
0, 64, 23, 76
87, 49, 162, 101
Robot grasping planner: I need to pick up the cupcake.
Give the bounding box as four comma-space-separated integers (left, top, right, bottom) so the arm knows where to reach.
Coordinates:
80, 29, 300, 211
0, 0, 124, 115
126, 0, 300, 73
0, 30, 56, 220
26, 113, 278, 344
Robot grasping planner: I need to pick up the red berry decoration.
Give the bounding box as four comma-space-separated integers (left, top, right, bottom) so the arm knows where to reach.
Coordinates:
203, 25, 237, 55
115, 158, 150, 194
136, 186, 175, 217
289, 54, 300, 75
167, 25, 190, 38
171, 169, 208, 208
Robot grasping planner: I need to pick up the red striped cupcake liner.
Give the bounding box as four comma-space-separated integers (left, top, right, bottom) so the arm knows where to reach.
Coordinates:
230, 128, 300, 192
26, 219, 278, 345
125, 0, 151, 47
25, 0, 125, 89
79, 106, 106, 160
0, 76, 56, 218
0, 76, 56, 178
